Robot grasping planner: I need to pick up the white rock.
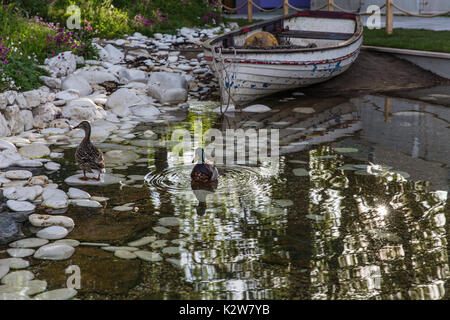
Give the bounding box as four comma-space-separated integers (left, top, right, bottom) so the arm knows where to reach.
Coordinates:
153, 226, 170, 234
41, 188, 68, 209
9, 238, 49, 248
40, 76, 61, 89
33, 243, 74, 260
0, 149, 21, 169
243, 104, 272, 113
135, 251, 162, 262
44, 162, 61, 171
158, 217, 180, 227
77, 70, 118, 84
106, 88, 146, 117
127, 236, 156, 247
0, 293, 31, 300
6, 200, 35, 212
54, 239, 80, 247
0, 279, 47, 296
55, 89, 80, 101
0, 265, 8, 279
104, 150, 139, 164
104, 44, 124, 64
0, 258, 30, 269
5, 170, 32, 180
62, 98, 106, 121
14, 159, 43, 168
67, 187, 91, 199
3, 186, 42, 201
1, 271, 34, 285
34, 288, 77, 300
45, 51, 77, 77
129, 104, 160, 118
70, 199, 102, 208
36, 226, 69, 240
6, 249, 35, 258
61, 74, 93, 96
0, 140, 16, 152
102, 246, 139, 252
114, 250, 137, 260
147, 72, 188, 104
64, 173, 122, 186
18, 143, 50, 159
29, 214, 74, 229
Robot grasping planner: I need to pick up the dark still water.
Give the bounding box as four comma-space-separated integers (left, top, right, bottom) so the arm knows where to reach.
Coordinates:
14, 93, 448, 300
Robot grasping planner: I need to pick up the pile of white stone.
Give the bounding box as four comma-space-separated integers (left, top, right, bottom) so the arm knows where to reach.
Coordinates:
0, 24, 236, 139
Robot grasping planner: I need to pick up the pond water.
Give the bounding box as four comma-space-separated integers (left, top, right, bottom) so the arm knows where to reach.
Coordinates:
4, 92, 448, 300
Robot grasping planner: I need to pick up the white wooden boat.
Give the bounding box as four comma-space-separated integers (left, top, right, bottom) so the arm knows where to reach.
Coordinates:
203, 11, 363, 105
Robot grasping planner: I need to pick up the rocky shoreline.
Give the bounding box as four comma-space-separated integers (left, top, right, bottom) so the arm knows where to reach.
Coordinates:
0, 24, 236, 300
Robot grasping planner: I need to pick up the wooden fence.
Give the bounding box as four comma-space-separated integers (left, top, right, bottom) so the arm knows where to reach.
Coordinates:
217, 0, 450, 34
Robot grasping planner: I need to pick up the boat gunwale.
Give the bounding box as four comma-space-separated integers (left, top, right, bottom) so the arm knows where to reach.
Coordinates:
203, 10, 363, 55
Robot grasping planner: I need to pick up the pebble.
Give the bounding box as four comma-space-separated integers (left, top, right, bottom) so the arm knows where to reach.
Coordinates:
14, 160, 43, 168
1, 270, 34, 285
158, 217, 180, 227
0, 258, 30, 269
0, 280, 47, 296
162, 247, 181, 255
0, 265, 8, 279
128, 236, 156, 247
0, 293, 31, 300
101, 246, 139, 252
34, 243, 75, 260
6, 249, 35, 258
293, 168, 309, 177
9, 238, 49, 248
29, 214, 74, 229
6, 200, 36, 212
80, 242, 110, 247
70, 199, 102, 208
153, 226, 171, 234
54, 239, 80, 247
114, 250, 137, 260
67, 187, 91, 199
5, 170, 32, 180
36, 226, 69, 240
135, 251, 163, 262
34, 288, 77, 300
113, 205, 133, 212
44, 162, 61, 171
150, 240, 167, 249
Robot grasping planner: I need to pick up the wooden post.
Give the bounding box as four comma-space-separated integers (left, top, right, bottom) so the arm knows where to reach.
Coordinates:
283, 0, 288, 16
384, 97, 392, 123
248, 0, 253, 23
217, 0, 222, 12
328, 0, 334, 11
386, 0, 394, 35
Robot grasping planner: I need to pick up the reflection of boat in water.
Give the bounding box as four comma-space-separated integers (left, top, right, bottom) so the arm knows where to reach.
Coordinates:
215, 99, 362, 156
203, 11, 363, 105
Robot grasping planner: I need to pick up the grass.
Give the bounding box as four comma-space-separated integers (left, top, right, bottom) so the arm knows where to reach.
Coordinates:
363, 27, 450, 53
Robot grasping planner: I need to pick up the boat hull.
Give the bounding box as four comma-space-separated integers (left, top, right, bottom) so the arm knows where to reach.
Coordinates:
203, 11, 363, 105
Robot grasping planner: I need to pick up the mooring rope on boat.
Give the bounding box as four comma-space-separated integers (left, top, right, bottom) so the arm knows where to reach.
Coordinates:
221, 2, 248, 12
211, 46, 239, 113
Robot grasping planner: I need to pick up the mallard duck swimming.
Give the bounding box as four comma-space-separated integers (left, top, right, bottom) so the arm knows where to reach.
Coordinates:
73, 121, 105, 181
191, 147, 218, 183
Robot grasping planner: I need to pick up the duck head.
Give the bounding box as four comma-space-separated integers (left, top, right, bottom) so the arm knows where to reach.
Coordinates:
73, 120, 91, 132
192, 147, 205, 164
73, 121, 92, 139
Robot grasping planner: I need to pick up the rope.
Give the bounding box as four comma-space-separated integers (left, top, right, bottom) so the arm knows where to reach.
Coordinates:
249, 0, 283, 13
330, 3, 361, 14
392, 3, 450, 18
221, 2, 248, 12
211, 47, 239, 112
287, 3, 327, 11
